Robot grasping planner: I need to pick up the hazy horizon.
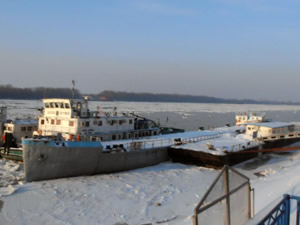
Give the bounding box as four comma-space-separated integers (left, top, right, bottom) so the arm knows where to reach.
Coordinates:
1, 1, 300, 101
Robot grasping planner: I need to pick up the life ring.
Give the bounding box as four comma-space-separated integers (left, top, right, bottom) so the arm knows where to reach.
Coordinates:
38, 130, 42, 135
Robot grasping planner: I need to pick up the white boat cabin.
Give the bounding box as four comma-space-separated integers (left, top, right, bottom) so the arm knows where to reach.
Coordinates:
37, 98, 160, 141
235, 112, 267, 126
246, 122, 295, 138
4, 119, 38, 146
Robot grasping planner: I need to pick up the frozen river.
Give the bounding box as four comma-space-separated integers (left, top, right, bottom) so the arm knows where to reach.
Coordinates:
2, 99, 300, 130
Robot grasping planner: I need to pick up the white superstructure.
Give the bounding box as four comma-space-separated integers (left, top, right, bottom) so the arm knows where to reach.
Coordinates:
235, 112, 268, 126
246, 121, 296, 138
4, 119, 38, 146
37, 98, 160, 141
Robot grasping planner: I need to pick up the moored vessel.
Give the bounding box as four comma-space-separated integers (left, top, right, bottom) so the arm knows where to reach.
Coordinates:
22, 138, 169, 181
36, 97, 161, 141
169, 121, 300, 168
235, 112, 269, 126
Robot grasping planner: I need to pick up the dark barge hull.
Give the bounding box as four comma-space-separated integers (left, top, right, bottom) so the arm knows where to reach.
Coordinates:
168, 147, 259, 169
168, 137, 300, 169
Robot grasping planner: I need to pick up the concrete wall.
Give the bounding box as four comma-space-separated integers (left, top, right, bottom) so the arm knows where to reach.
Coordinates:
23, 143, 169, 182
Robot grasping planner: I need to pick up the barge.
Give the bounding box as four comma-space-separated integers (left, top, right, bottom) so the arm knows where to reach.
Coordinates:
22, 96, 177, 181
22, 138, 169, 182
169, 133, 261, 169
169, 121, 300, 168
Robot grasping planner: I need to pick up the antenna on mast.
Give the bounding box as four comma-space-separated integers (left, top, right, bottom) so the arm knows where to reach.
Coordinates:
72, 80, 75, 99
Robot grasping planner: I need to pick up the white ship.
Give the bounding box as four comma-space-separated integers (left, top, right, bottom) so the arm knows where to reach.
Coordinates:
235, 112, 269, 126
36, 97, 160, 141
3, 119, 38, 147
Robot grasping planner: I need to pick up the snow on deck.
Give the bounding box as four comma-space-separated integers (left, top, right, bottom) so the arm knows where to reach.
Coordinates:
172, 133, 259, 156
101, 126, 245, 151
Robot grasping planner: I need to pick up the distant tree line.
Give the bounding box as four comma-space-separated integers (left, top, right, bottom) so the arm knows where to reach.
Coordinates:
0, 85, 81, 99
91, 90, 298, 105
0, 85, 298, 105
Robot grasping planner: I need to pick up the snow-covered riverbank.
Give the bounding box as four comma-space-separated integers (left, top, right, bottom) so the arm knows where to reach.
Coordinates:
1, 150, 300, 225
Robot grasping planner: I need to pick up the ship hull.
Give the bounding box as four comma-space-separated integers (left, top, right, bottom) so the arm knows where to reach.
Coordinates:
23, 139, 169, 182
168, 147, 259, 169
168, 137, 300, 169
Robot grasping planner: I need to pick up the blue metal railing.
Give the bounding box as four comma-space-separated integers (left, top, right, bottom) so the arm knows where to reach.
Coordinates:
258, 194, 300, 225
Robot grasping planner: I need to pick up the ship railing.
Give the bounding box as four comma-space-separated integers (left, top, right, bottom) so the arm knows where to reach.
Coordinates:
221, 140, 261, 152
122, 138, 174, 151
258, 131, 300, 142
122, 133, 226, 151
181, 133, 224, 144
42, 127, 77, 135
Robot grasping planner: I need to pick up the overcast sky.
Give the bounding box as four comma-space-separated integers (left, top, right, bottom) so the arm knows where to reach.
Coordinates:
1, 0, 300, 101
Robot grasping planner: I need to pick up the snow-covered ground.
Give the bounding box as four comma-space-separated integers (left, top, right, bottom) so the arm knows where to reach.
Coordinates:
1, 150, 300, 225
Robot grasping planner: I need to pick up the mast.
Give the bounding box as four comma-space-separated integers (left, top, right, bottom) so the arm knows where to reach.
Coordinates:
72, 80, 75, 99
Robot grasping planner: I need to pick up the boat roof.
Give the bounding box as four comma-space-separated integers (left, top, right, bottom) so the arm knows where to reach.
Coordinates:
246, 121, 293, 128
6, 119, 38, 125
43, 98, 85, 104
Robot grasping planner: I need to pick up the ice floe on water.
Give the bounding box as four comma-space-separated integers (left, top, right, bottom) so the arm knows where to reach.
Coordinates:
0, 159, 24, 188
2, 100, 300, 119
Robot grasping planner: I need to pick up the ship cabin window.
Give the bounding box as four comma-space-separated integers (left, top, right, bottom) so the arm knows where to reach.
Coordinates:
69, 121, 74, 127
55, 103, 59, 108
27, 126, 32, 131
112, 135, 116, 140
56, 120, 61, 125
21, 127, 26, 132
93, 120, 98, 125
60, 103, 64, 108
248, 127, 251, 130
65, 103, 70, 109
71, 103, 76, 110
85, 121, 90, 127
129, 120, 133, 124
98, 121, 102, 126
44, 103, 50, 108
153, 131, 157, 135
51, 119, 55, 125
41, 119, 45, 125
77, 103, 81, 111
49, 103, 55, 108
